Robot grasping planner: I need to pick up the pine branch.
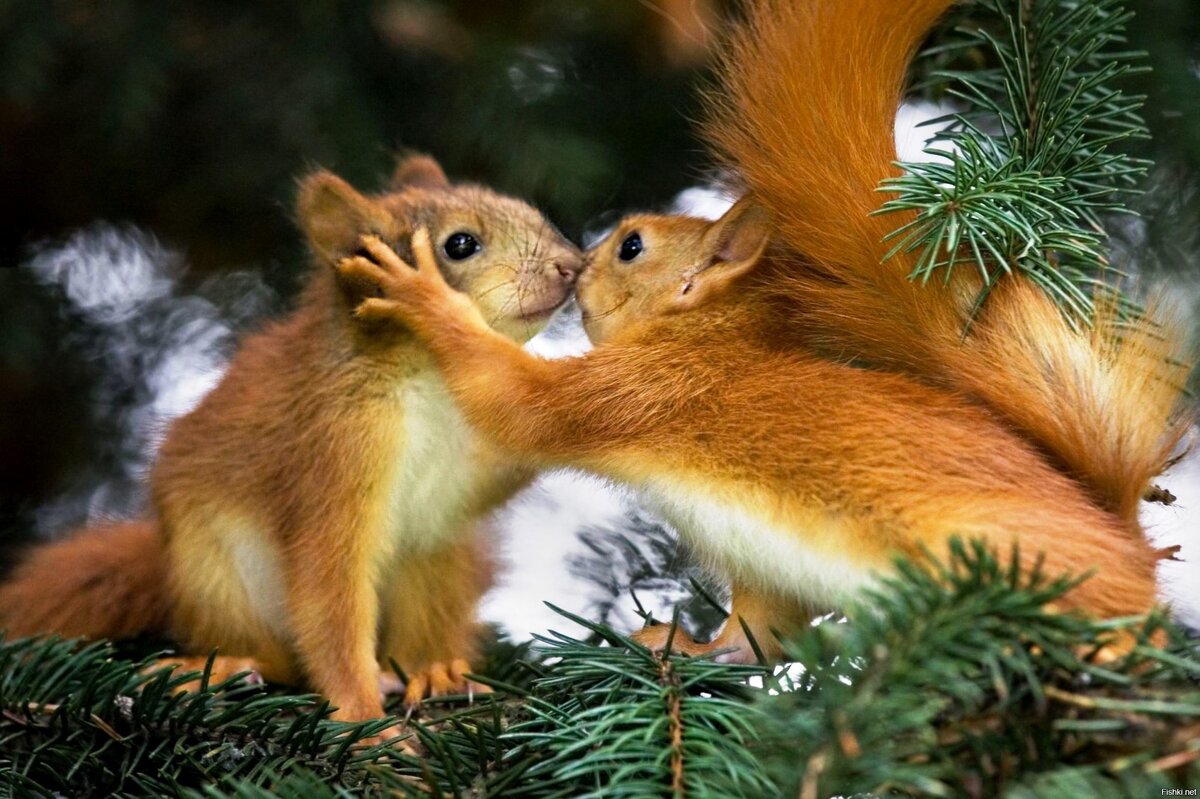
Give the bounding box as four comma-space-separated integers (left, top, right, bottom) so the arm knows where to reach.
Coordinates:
0, 637, 405, 796
753, 540, 1200, 798
397, 606, 776, 799
4, 544, 1197, 797
570, 515, 729, 642
879, 0, 1150, 327
510, 607, 773, 799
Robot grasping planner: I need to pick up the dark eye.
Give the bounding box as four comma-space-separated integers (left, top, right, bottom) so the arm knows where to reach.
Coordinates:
444, 231, 481, 260
618, 232, 643, 262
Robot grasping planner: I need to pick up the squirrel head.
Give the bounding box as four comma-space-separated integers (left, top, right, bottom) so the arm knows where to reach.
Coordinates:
577, 197, 772, 343
296, 154, 581, 342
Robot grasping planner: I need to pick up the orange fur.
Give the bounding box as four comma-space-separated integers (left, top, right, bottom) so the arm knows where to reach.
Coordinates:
0, 520, 168, 640
337, 207, 1164, 663
704, 0, 1193, 524
0, 156, 579, 726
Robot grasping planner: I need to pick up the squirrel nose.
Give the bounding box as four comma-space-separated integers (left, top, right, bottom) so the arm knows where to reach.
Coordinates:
554, 256, 582, 285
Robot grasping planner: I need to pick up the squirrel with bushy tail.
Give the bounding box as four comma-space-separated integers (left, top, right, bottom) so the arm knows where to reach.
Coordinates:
0, 155, 581, 741
337, 0, 1193, 662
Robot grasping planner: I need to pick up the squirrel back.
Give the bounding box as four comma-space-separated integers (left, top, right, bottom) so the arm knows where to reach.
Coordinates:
705, 0, 1192, 524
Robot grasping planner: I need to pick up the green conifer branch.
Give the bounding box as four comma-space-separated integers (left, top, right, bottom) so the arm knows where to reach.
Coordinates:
4, 542, 1198, 797
879, 0, 1150, 327
753, 540, 1200, 797
443, 607, 773, 798
0, 638, 405, 796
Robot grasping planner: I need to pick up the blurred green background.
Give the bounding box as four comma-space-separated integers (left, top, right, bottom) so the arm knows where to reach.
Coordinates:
0, 0, 1197, 552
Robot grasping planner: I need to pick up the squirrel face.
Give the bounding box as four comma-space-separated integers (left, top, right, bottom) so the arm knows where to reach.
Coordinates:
298, 155, 581, 342
577, 198, 772, 343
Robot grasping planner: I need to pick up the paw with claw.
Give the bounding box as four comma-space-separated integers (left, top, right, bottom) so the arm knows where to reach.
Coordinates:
630, 621, 759, 664
335, 229, 483, 334
381, 658, 493, 709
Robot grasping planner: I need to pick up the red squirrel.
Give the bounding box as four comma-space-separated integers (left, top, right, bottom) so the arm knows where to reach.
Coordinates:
333, 0, 1191, 662
0, 155, 581, 732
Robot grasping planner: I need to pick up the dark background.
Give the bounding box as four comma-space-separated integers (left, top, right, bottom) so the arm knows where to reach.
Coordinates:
1, 0, 1198, 556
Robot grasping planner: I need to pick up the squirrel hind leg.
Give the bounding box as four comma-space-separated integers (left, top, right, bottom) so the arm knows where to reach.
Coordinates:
395, 659, 493, 709
377, 524, 495, 709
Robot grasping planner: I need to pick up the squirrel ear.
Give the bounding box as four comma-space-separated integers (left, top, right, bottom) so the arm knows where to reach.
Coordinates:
674, 198, 772, 310
707, 197, 772, 268
391, 154, 450, 190
296, 170, 392, 263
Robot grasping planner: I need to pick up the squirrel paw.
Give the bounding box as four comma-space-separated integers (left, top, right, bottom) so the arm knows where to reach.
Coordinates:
397, 659, 492, 708
1083, 627, 1166, 667
336, 230, 481, 333
630, 623, 709, 656
630, 622, 757, 664
148, 655, 265, 694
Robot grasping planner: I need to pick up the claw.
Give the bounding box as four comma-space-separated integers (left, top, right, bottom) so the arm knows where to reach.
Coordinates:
398, 658, 492, 709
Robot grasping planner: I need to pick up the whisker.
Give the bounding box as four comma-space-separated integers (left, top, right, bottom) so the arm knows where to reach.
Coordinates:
582, 294, 631, 322
474, 280, 513, 301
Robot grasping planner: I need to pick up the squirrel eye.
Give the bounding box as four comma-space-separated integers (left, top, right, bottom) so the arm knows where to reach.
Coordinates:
618, 232, 643, 262
443, 231, 481, 260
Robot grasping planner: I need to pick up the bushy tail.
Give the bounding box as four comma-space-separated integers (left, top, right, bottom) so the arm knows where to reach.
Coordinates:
0, 520, 169, 640
705, 0, 1193, 524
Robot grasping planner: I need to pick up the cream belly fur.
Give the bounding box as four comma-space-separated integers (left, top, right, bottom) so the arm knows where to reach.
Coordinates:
385, 371, 509, 555
229, 531, 289, 639
642, 479, 881, 607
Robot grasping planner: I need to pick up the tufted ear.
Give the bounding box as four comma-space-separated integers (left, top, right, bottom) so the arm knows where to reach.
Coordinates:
390, 154, 450, 190
296, 170, 394, 264
673, 198, 772, 310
